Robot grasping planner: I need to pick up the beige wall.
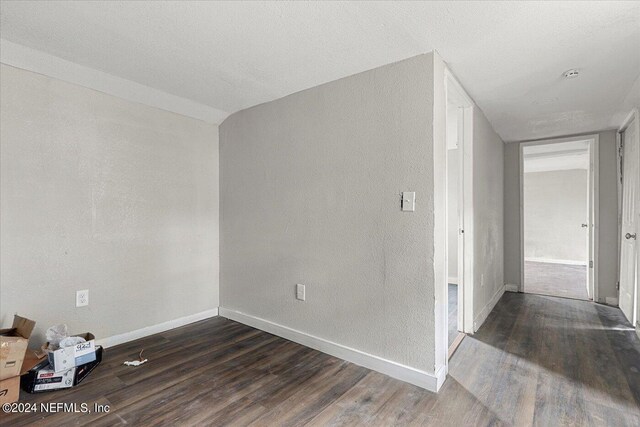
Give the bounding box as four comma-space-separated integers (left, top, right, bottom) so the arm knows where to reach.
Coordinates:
0, 64, 220, 344
220, 54, 436, 372
503, 130, 619, 302
524, 169, 588, 263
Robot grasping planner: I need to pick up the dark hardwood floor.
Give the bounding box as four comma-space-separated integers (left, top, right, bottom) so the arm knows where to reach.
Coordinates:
4, 292, 639, 426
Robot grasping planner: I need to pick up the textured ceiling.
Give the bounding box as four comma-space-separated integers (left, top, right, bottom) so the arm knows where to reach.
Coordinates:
1, 1, 639, 141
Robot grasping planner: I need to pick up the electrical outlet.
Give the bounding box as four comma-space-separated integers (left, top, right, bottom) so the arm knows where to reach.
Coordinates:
296, 284, 305, 301
76, 289, 89, 307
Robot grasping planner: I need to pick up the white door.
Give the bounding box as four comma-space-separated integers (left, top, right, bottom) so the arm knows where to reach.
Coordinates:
619, 114, 639, 325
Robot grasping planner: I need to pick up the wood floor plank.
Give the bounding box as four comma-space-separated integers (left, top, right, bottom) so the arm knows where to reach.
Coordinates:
3, 293, 639, 426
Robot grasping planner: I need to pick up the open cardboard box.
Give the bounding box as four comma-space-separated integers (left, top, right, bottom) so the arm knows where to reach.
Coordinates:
1, 349, 48, 404
0, 315, 37, 404
43, 332, 96, 372
0, 315, 36, 380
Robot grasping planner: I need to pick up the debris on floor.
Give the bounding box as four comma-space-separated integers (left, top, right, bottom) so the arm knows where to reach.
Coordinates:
0, 320, 105, 395
124, 349, 148, 366
21, 346, 104, 393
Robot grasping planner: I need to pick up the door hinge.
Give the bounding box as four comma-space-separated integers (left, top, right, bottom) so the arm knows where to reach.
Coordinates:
616, 281, 620, 290
589, 260, 594, 268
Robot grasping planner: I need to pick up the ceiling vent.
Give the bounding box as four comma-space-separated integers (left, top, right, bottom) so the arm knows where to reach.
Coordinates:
563, 69, 580, 79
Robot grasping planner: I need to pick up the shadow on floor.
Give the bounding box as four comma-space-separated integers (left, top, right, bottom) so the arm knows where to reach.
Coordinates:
455, 292, 640, 420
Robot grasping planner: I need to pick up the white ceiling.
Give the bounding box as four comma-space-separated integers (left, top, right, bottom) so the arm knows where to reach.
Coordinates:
1, 1, 639, 142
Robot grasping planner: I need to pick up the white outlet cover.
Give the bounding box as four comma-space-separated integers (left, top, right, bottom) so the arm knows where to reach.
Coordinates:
76, 289, 89, 307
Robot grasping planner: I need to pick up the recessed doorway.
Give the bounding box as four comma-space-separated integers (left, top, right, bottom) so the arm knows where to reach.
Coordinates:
445, 70, 473, 357
520, 136, 599, 301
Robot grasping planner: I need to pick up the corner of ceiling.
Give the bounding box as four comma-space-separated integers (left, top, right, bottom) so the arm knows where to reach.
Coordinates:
0, 38, 229, 125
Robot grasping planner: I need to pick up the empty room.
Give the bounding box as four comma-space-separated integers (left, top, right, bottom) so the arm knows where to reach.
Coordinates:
0, 1, 639, 426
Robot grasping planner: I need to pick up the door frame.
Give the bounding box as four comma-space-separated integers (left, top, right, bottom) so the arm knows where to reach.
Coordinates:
444, 69, 474, 341
618, 108, 640, 330
518, 134, 600, 300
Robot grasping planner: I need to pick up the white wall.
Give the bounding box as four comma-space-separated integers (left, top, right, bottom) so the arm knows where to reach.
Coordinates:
220, 54, 436, 374
503, 130, 620, 302
0, 64, 220, 344
447, 149, 459, 282
523, 169, 588, 263
435, 55, 505, 342
472, 106, 505, 330
446, 88, 460, 284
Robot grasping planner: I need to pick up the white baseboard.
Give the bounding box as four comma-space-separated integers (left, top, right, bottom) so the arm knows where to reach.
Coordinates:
97, 308, 219, 348
524, 257, 587, 266
219, 307, 440, 392
448, 277, 458, 285
473, 285, 505, 332
435, 364, 447, 390
505, 283, 519, 293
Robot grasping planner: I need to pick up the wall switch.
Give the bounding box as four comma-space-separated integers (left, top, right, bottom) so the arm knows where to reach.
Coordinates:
76, 289, 89, 307
296, 284, 305, 301
402, 192, 415, 212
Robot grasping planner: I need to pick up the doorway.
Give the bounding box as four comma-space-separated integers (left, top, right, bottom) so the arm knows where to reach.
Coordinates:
520, 136, 598, 301
445, 71, 473, 356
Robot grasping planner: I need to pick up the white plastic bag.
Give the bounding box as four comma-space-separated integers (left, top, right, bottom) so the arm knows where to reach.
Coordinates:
46, 324, 69, 351
59, 336, 86, 348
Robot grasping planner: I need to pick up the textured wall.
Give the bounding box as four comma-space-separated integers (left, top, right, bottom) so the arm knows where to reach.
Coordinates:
503, 130, 619, 302
472, 107, 505, 325
447, 149, 459, 282
503, 143, 521, 286
0, 65, 219, 344
524, 169, 588, 262
220, 54, 435, 372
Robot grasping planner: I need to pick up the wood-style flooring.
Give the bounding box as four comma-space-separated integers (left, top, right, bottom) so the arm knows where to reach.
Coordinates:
448, 283, 458, 347
4, 292, 639, 426
524, 260, 589, 300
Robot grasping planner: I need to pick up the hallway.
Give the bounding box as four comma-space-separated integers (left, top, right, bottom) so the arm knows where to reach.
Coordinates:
446, 292, 640, 425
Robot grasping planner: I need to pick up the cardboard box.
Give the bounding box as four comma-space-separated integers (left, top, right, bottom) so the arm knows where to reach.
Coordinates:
20, 348, 48, 375
0, 315, 36, 380
21, 346, 103, 393
44, 332, 96, 372
21, 360, 76, 393
0, 376, 20, 405
74, 345, 103, 386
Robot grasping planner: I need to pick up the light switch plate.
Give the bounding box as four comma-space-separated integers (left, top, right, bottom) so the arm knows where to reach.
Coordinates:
296, 284, 305, 301
402, 192, 415, 212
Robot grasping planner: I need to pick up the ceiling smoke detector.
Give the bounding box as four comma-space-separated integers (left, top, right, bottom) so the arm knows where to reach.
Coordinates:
563, 69, 580, 79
